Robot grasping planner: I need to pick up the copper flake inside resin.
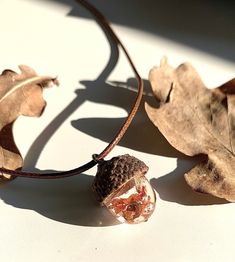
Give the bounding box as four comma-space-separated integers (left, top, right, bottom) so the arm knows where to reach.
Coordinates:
106, 176, 156, 224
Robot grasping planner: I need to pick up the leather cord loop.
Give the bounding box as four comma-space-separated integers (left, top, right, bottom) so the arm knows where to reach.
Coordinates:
0, 0, 144, 179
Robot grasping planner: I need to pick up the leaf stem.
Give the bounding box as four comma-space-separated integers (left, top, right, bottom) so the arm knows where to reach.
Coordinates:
0, 76, 58, 103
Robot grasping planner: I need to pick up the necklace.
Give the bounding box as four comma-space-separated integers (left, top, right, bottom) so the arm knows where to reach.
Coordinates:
0, 0, 156, 224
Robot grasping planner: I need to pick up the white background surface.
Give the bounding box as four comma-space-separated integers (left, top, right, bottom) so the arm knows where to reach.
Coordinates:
0, 0, 235, 261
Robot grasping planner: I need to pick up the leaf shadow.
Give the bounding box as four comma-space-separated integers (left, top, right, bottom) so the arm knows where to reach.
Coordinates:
54, 0, 235, 62
71, 78, 184, 158
151, 158, 229, 205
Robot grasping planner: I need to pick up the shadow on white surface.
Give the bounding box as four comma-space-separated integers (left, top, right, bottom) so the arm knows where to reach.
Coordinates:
151, 158, 229, 205
49, 0, 235, 62
0, 174, 120, 226
71, 78, 184, 157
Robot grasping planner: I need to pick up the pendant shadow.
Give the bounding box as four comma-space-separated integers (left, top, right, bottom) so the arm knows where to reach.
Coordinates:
0, 172, 119, 227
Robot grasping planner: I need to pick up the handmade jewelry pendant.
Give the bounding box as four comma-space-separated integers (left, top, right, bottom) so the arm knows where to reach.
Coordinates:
92, 154, 156, 224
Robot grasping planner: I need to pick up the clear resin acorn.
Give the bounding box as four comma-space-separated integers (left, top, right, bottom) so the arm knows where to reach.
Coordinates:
92, 154, 156, 224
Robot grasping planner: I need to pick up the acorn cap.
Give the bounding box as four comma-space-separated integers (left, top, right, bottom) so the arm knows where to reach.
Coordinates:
92, 154, 149, 204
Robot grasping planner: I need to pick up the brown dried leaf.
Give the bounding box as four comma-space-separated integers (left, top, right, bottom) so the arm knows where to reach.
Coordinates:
145, 57, 235, 201
0, 65, 58, 181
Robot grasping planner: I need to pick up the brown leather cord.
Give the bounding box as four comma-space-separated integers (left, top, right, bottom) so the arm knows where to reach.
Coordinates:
0, 0, 144, 179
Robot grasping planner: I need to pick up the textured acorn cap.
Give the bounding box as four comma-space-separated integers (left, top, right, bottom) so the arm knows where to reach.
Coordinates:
92, 154, 149, 204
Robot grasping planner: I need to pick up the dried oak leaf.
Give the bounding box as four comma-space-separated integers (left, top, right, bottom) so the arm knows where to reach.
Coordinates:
0, 65, 58, 182
145, 57, 235, 202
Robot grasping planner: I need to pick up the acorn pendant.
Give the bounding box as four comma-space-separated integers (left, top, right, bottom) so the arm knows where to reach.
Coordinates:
92, 154, 156, 224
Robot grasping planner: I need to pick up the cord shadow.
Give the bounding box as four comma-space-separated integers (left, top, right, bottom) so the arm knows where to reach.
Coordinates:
23, 2, 120, 169
0, 0, 121, 227
151, 158, 229, 205
0, 173, 119, 226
